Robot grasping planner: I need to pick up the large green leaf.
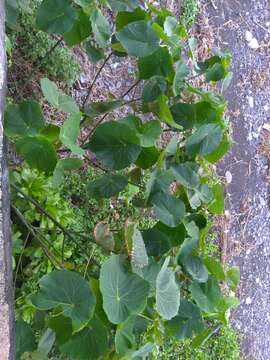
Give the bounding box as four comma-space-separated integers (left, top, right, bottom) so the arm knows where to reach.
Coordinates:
190, 276, 221, 313
90, 9, 111, 48
154, 95, 182, 129
60, 317, 109, 360
59, 113, 84, 156
166, 299, 204, 340
171, 162, 200, 189
86, 174, 128, 199
132, 343, 155, 359
142, 75, 167, 103
115, 317, 136, 356
146, 169, 175, 201
16, 136, 57, 174
116, 20, 160, 58
156, 257, 180, 320
204, 256, 225, 281
40, 78, 79, 114
36, 0, 77, 35
136, 147, 159, 169
173, 61, 189, 95
204, 134, 230, 163
108, 0, 140, 11
5, 100, 45, 138
86, 121, 141, 169
100, 255, 149, 324
138, 47, 174, 80
120, 116, 162, 147
48, 315, 72, 346
84, 100, 123, 118
142, 228, 170, 257
154, 221, 187, 247
31, 270, 96, 330
184, 256, 208, 283
171, 101, 222, 130
151, 192, 186, 228
116, 8, 149, 31
5, 0, 19, 28
16, 320, 36, 359
63, 9, 92, 47
37, 329, 55, 356
185, 124, 223, 157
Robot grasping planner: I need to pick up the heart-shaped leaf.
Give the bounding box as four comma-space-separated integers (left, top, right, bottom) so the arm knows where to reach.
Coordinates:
59, 113, 84, 156
116, 20, 160, 58
100, 255, 149, 324
31, 270, 96, 330
156, 257, 180, 320
36, 0, 77, 35
86, 174, 128, 199
86, 121, 141, 170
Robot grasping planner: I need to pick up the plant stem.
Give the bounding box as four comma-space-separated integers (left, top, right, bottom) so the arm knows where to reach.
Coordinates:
82, 52, 113, 108
13, 231, 30, 292
122, 79, 141, 98
11, 205, 63, 268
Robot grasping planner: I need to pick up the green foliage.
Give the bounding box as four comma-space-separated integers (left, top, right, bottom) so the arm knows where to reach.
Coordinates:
8, 1, 80, 84
181, 0, 199, 28
5, 1, 240, 359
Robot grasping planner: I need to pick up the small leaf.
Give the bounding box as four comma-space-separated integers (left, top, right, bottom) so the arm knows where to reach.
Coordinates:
190, 276, 221, 313
90, 9, 111, 48
156, 257, 180, 320
84, 42, 104, 63
185, 124, 223, 157
16, 320, 36, 359
131, 343, 155, 359
36, 0, 77, 35
86, 121, 141, 170
204, 135, 230, 163
38, 329, 55, 356
116, 7, 149, 31
94, 222, 115, 251
60, 317, 109, 360
138, 46, 174, 80
206, 63, 226, 82
171, 162, 200, 189
100, 255, 149, 324
131, 227, 149, 271
151, 192, 186, 228
5, 100, 45, 138
184, 256, 209, 283
166, 299, 204, 340
154, 95, 182, 129
204, 256, 225, 281
142, 228, 170, 257
86, 174, 128, 199
208, 183, 225, 214
108, 0, 140, 11
154, 221, 186, 247
142, 75, 167, 103
40, 124, 60, 142
63, 10, 92, 47
226, 266, 240, 292
136, 147, 159, 169
40, 78, 79, 113
115, 317, 136, 356
173, 61, 189, 95
16, 136, 57, 174
84, 100, 123, 117
31, 270, 96, 331
59, 113, 84, 156
116, 20, 160, 58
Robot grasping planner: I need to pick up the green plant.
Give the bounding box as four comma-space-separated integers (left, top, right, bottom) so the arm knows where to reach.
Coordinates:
8, 0, 80, 85
181, 0, 199, 28
4, 1, 240, 359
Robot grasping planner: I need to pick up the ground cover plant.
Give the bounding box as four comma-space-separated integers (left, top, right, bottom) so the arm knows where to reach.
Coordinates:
5, 0, 240, 359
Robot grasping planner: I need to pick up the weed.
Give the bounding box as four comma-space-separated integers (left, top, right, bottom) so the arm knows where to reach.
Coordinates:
181, 0, 199, 28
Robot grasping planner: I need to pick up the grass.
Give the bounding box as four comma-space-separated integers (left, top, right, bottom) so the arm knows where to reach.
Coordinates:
181, 0, 199, 28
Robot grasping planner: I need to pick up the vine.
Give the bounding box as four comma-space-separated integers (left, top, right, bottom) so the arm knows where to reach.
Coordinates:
5, 0, 240, 359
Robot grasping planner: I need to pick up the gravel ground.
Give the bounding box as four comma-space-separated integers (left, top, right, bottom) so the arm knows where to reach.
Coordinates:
202, 0, 270, 358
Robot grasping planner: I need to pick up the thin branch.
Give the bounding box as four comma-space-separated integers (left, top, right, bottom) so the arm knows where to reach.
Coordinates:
11, 205, 63, 268
82, 52, 113, 108
13, 231, 30, 292
122, 79, 141, 98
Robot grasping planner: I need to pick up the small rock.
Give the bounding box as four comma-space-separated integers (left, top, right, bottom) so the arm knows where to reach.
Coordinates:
247, 96, 254, 108
245, 297, 252, 305
262, 123, 270, 132
245, 31, 259, 49
225, 170, 233, 184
